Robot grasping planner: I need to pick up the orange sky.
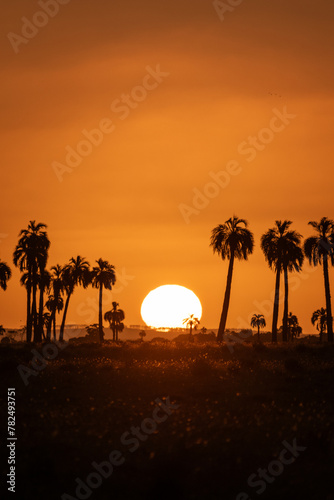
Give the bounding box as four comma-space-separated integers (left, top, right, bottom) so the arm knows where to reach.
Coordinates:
1, 0, 334, 332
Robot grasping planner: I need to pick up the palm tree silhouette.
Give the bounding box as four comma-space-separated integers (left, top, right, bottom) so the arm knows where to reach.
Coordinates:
281, 226, 304, 342
311, 308, 327, 342
287, 312, 302, 340
304, 217, 334, 342
250, 313, 266, 340
261, 220, 301, 342
104, 302, 125, 341
139, 330, 146, 342
37, 268, 51, 343
0, 260, 12, 290
211, 216, 254, 341
49, 265, 64, 341
59, 256, 90, 341
0, 324, 5, 336
182, 314, 200, 336
13, 221, 49, 342
91, 259, 116, 342
45, 293, 64, 340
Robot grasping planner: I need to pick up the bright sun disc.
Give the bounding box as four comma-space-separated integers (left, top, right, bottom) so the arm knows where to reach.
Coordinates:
141, 284, 202, 329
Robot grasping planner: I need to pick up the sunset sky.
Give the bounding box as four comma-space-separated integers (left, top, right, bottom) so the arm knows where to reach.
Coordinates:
1, 0, 333, 332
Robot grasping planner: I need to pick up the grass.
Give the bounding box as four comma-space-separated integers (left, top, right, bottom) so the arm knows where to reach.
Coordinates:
1, 339, 334, 500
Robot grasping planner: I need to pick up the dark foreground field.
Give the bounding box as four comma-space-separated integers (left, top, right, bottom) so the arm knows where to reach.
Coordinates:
1, 339, 334, 500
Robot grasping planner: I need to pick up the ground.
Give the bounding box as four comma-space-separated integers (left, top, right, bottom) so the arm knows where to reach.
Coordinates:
1, 339, 334, 500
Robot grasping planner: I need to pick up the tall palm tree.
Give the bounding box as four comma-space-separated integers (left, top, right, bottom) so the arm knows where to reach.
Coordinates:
311, 308, 327, 342
304, 217, 334, 342
91, 259, 116, 342
49, 265, 64, 341
13, 221, 49, 342
0, 260, 12, 290
104, 302, 125, 341
250, 313, 266, 340
211, 216, 254, 341
281, 229, 304, 342
261, 220, 299, 342
182, 314, 200, 336
59, 256, 90, 341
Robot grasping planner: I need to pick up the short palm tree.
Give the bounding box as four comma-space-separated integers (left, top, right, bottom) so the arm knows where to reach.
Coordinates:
304, 217, 334, 342
182, 314, 200, 336
311, 308, 327, 342
287, 312, 302, 340
45, 294, 64, 340
139, 330, 146, 342
49, 265, 64, 341
0, 260, 12, 290
211, 216, 254, 341
0, 325, 5, 336
104, 301, 125, 341
91, 259, 116, 342
59, 256, 90, 341
261, 220, 302, 342
250, 313, 266, 340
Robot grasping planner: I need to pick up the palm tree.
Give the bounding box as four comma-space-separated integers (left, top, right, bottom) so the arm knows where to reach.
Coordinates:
250, 313, 266, 340
287, 312, 302, 340
281, 228, 304, 342
13, 221, 49, 342
311, 308, 327, 342
0, 325, 5, 336
304, 217, 334, 342
49, 265, 64, 341
45, 293, 64, 340
261, 220, 300, 342
182, 314, 200, 336
91, 259, 116, 342
37, 268, 51, 343
104, 301, 125, 341
0, 260, 12, 290
139, 330, 146, 342
59, 256, 90, 341
211, 216, 254, 341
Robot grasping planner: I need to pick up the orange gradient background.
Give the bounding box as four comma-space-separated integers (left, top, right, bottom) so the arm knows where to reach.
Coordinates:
0, 0, 333, 332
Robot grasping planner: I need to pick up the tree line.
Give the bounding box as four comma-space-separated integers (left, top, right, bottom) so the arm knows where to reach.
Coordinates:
1, 217, 333, 344
0, 221, 124, 343
211, 216, 334, 343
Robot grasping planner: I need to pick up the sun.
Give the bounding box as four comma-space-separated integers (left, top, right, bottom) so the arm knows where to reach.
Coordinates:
141, 284, 202, 329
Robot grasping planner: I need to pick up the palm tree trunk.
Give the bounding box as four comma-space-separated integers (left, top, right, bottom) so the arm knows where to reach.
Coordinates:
217, 253, 235, 341
282, 266, 289, 342
37, 272, 45, 343
99, 283, 104, 342
257, 324, 260, 340
59, 292, 71, 341
26, 280, 32, 343
271, 263, 281, 343
323, 255, 333, 342
52, 291, 58, 341
32, 279, 38, 342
